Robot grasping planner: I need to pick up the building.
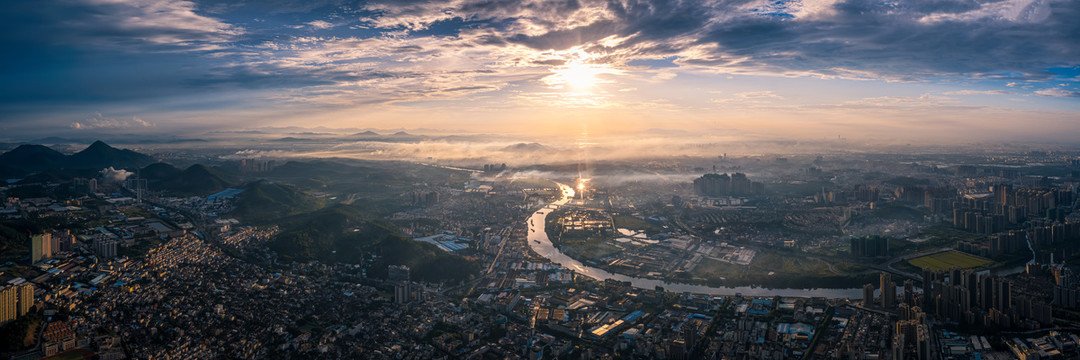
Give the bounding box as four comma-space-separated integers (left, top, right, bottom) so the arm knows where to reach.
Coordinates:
903, 280, 916, 306
880, 272, 896, 308
395, 282, 411, 304
390, 264, 411, 304
693, 173, 764, 197
851, 236, 889, 257
94, 239, 117, 259
411, 190, 440, 206
0, 285, 15, 324
0, 283, 33, 324
17, 283, 32, 317
863, 283, 875, 307
31, 233, 52, 263
52, 229, 75, 253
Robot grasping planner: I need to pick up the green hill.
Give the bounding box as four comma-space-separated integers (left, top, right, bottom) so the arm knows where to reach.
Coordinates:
232, 180, 324, 224
0, 164, 23, 179
15, 168, 99, 185
0, 145, 67, 175
140, 163, 233, 195
140, 162, 183, 180
269, 205, 478, 283
171, 164, 232, 194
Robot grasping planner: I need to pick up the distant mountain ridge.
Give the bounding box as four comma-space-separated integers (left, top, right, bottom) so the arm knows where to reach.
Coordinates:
0, 140, 156, 178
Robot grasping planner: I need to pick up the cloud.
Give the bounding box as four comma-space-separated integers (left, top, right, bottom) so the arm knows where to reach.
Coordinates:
100, 167, 133, 184
70, 113, 154, 129
91, 0, 240, 44
1, 0, 241, 53
942, 90, 1009, 95
306, 20, 335, 29
347, 0, 1080, 84
735, 91, 784, 99
3, 0, 1079, 139
1034, 88, 1080, 97
713, 90, 786, 104
834, 94, 959, 108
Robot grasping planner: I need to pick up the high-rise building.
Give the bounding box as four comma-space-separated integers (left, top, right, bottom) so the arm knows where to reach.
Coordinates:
394, 282, 411, 304
916, 325, 932, 360
389, 264, 411, 304
903, 279, 915, 306
994, 277, 1012, 312
31, 233, 52, 263
881, 272, 896, 308
0, 283, 31, 325
693, 173, 730, 196
94, 239, 117, 259
851, 236, 890, 257
53, 229, 74, 253
49, 233, 60, 255
863, 283, 875, 307
0, 285, 15, 324
16, 283, 33, 317
891, 333, 906, 360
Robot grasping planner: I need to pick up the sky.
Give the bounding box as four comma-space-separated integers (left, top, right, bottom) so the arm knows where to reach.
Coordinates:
2, 0, 1080, 144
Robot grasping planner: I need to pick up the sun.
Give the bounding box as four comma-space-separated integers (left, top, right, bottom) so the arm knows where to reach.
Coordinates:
557, 63, 604, 89
545, 61, 614, 90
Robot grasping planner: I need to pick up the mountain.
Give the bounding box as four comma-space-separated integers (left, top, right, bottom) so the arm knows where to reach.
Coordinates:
270, 137, 312, 142
0, 140, 158, 179
140, 162, 183, 181
268, 204, 478, 282
0, 164, 23, 179
0, 145, 69, 175
16, 168, 99, 185
232, 180, 324, 224
141, 163, 231, 195
502, 142, 548, 152
174, 164, 231, 193
371, 131, 425, 142
353, 130, 380, 137
68, 141, 156, 170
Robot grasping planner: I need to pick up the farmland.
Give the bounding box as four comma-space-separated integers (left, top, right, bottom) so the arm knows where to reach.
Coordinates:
907, 250, 993, 272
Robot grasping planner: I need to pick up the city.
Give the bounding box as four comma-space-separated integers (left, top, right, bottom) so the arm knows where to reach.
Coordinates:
3, 0, 1080, 359
1, 139, 1079, 359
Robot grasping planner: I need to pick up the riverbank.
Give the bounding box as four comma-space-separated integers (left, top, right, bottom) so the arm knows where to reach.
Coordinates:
525, 182, 866, 298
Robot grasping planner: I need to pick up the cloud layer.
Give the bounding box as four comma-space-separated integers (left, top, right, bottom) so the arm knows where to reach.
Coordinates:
1, 0, 1079, 141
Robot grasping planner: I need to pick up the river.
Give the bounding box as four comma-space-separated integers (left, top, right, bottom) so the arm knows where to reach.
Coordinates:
526, 183, 865, 298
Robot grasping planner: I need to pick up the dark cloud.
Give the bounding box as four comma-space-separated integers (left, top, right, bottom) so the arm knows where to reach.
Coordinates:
507, 20, 618, 50
0, 0, 239, 51
533, 59, 568, 66
358, 0, 1080, 81
605, 0, 723, 40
